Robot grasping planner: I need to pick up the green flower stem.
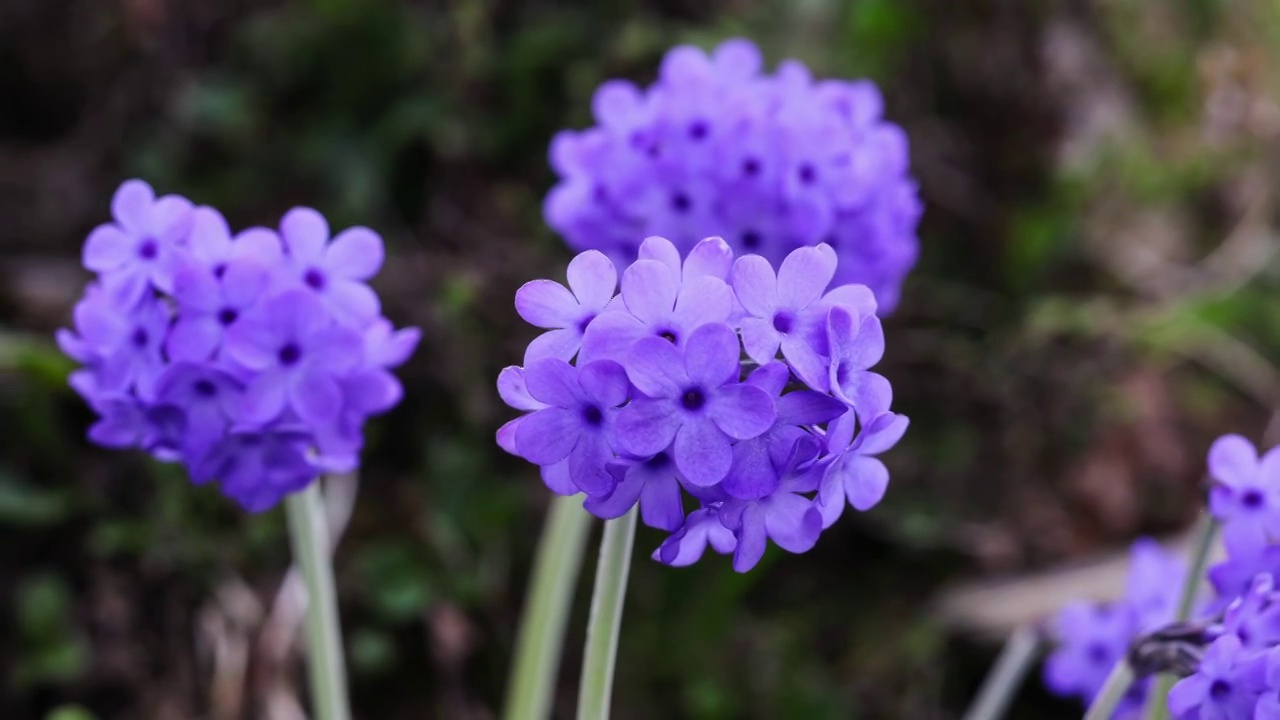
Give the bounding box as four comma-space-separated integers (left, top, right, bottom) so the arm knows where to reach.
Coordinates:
1084, 661, 1137, 720
576, 506, 639, 720
961, 625, 1043, 720
285, 479, 351, 720
503, 495, 593, 720
1141, 515, 1220, 720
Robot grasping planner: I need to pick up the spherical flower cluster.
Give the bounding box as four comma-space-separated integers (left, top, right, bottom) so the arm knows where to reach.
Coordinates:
496, 235, 908, 572
58, 179, 420, 511
544, 38, 921, 314
1043, 539, 1186, 716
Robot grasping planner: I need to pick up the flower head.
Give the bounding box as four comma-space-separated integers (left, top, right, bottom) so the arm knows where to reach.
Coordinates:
545, 39, 921, 313
59, 180, 419, 511
498, 237, 907, 571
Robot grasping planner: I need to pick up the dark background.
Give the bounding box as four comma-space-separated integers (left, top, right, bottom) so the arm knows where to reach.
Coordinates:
2, 0, 1279, 718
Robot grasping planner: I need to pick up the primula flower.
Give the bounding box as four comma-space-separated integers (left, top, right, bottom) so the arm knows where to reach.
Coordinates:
498, 236, 907, 571
1207, 434, 1280, 557
1168, 635, 1266, 719
59, 180, 419, 511
545, 38, 921, 313
1043, 539, 1185, 713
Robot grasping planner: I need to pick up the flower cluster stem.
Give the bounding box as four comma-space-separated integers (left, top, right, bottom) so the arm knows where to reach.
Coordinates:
1084, 660, 1137, 720
576, 506, 639, 720
285, 480, 351, 720
961, 625, 1043, 720
503, 495, 593, 720
1140, 515, 1220, 720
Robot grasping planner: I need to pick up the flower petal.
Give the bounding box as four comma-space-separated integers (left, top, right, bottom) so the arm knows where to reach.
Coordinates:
541, 460, 579, 495
841, 456, 890, 511
730, 254, 778, 317
674, 417, 732, 486
524, 328, 581, 364
724, 438, 780, 500
834, 370, 892, 419
822, 283, 878, 318
523, 357, 582, 407
708, 383, 776, 440
111, 179, 155, 233
326, 280, 381, 325
683, 236, 734, 282
616, 398, 681, 457
497, 366, 545, 411
621, 259, 679, 324
739, 317, 782, 365
671, 276, 733, 332
781, 334, 829, 392
515, 407, 579, 465
578, 360, 630, 407
578, 311, 646, 364
776, 390, 846, 426
638, 469, 684, 531
281, 207, 330, 262
1209, 434, 1258, 488
853, 412, 909, 455
777, 245, 835, 309
83, 225, 133, 272
764, 493, 822, 553
566, 250, 618, 310
569, 433, 615, 496
166, 316, 222, 362
239, 371, 289, 424
291, 369, 343, 425
624, 336, 688, 398
682, 322, 740, 388
515, 279, 578, 329
637, 236, 682, 277
325, 227, 384, 280
730, 504, 767, 572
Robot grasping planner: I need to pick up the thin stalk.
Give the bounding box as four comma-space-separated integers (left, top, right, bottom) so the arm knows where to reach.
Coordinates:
285, 479, 351, 720
961, 625, 1043, 720
503, 495, 593, 720
1141, 516, 1220, 720
575, 506, 639, 720
1084, 661, 1136, 720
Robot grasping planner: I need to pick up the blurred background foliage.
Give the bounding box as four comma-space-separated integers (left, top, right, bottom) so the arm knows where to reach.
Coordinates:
3, 0, 1280, 717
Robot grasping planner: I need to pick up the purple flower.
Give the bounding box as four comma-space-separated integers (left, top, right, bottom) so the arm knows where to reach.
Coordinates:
515, 250, 617, 363
545, 38, 920, 313
825, 303, 891, 419
192, 429, 320, 512
615, 323, 776, 486
580, 244, 733, 364
719, 475, 824, 572
276, 207, 385, 327
168, 258, 272, 362
512, 358, 631, 495
1043, 602, 1138, 706
584, 453, 685, 531
1168, 635, 1266, 719
62, 181, 418, 511
1043, 539, 1185, 712
816, 410, 908, 528
224, 289, 364, 426
1208, 434, 1280, 557
82, 179, 194, 304
651, 507, 737, 567
500, 238, 906, 571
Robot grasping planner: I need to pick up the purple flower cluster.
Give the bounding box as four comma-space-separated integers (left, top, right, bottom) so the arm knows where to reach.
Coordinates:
58, 179, 419, 511
496, 235, 907, 572
1043, 539, 1186, 716
544, 38, 921, 314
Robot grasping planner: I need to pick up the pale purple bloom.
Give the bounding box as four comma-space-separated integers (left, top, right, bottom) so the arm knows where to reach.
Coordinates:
545, 38, 920, 313
513, 358, 631, 495
615, 323, 775, 486
1208, 434, 1280, 557
277, 207, 385, 327
825, 303, 891, 419
224, 289, 364, 426
585, 453, 685, 531
719, 474, 823, 572
580, 252, 733, 364
515, 250, 617, 363
61, 181, 418, 511
651, 507, 737, 567
81, 179, 194, 304
816, 410, 908, 528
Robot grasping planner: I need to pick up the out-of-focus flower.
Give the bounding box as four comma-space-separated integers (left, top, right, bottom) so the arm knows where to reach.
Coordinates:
544, 39, 921, 313
59, 179, 420, 511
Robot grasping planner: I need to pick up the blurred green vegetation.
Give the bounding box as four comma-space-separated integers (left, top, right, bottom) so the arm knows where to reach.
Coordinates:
2, 0, 1280, 717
